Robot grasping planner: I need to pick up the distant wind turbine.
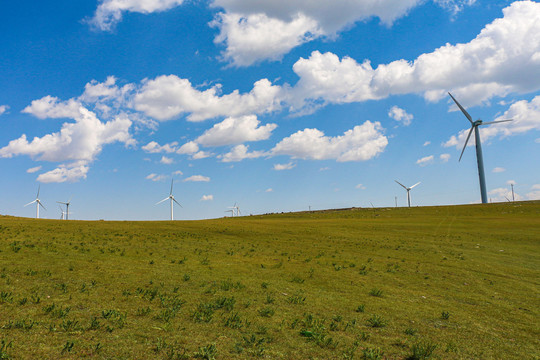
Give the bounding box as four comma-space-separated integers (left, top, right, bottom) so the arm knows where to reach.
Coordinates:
57, 197, 72, 220
395, 180, 421, 207
228, 202, 240, 216
156, 179, 182, 220
58, 205, 66, 220
25, 185, 46, 218
225, 209, 234, 217
448, 92, 512, 204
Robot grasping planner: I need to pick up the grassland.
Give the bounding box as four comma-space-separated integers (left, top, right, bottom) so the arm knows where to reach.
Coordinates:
0, 202, 539, 359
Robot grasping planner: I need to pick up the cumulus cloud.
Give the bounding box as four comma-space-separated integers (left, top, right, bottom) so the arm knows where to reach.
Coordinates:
26, 166, 42, 173
201, 194, 214, 201
88, 0, 185, 31
160, 156, 174, 164
184, 175, 210, 182
265, 188, 273, 192
355, 184, 366, 189
493, 167, 506, 173
177, 141, 199, 154
196, 115, 277, 146
440, 153, 451, 162
423, 141, 431, 146
146, 173, 168, 181
416, 155, 434, 166
488, 187, 522, 202
0, 105, 8, 116
142, 141, 178, 153
37, 162, 90, 183
526, 184, 540, 200
1, 98, 134, 183
133, 75, 283, 121
219, 144, 267, 162
290, 2, 540, 110
273, 162, 296, 171
272, 121, 387, 162
445, 95, 540, 149
388, 106, 413, 126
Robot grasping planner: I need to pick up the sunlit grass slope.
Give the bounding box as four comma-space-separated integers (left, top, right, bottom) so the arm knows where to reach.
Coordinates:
0, 202, 539, 359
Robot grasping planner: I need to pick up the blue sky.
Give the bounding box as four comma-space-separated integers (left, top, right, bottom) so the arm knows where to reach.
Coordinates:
1, 0, 539, 220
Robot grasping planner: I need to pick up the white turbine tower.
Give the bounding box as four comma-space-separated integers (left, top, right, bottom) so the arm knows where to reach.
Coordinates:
58, 205, 66, 220
57, 197, 72, 220
25, 185, 46, 218
395, 180, 421, 207
156, 179, 182, 220
228, 202, 240, 216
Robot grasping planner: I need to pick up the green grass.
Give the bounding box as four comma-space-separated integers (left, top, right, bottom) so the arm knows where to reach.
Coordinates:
0, 201, 539, 359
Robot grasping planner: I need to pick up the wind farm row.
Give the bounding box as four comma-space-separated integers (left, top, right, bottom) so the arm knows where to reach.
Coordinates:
19, 93, 512, 221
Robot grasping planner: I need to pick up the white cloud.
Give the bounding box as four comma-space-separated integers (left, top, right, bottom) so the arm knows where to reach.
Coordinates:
506, 180, 516, 186
133, 75, 283, 121
416, 155, 434, 166
177, 141, 199, 155
434, 0, 476, 15
526, 184, 540, 200
493, 167, 506, 173
172, 170, 183, 176
265, 188, 273, 192
272, 121, 387, 162
488, 187, 522, 202
423, 141, 431, 146
184, 175, 210, 182
37, 162, 89, 183
26, 166, 42, 173
445, 95, 540, 149
192, 151, 212, 159
88, 0, 185, 31
319, 167, 330, 171
146, 173, 167, 181
196, 115, 277, 146
388, 106, 413, 126
440, 153, 451, 162
22, 96, 81, 119
0, 105, 8, 116
142, 141, 178, 153
201, 194, 214, 201
273, 162, 296, 171
219, 144, 266, 162
160, 156, 174, 164
290, 2, 540, 110
212, 12, 322, 66
355, 184, 366, 190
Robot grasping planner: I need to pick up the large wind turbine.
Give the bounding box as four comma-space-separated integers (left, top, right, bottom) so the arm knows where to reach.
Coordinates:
395, 180, 421, 207
448, 92, 513, 204
156, 179, 182, 220
228, 202, 240, 216
57, 197, 72, 220
25, 185, 46, 218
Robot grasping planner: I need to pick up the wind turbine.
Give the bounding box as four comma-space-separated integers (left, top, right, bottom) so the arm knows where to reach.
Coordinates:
448, 92, 513, 204
395, 180, 421, 207
25, 185, 46, 218
225, 209, 234, 217
58, 205, 66, 220
156, 179, 182, 220
228, 202, 240, 216
57, 197, 72, 220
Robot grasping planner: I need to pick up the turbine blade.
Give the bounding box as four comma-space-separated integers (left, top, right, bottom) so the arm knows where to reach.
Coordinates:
56, 201, 67, 205
459, 126, 475, 162
394, 180, 407, 190
24, 200, 37, 207
155, 197, 169, 205
448, 92, 473, 124
410, 182, 421, 189
170, 179, 174, 195
37, 185, 40, 198
38, 201, 46, 210
481, 119, 513, 126
172, 198, 182, 207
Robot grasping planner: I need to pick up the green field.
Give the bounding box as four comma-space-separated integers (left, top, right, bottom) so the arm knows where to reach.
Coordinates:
0, 202, 539, 359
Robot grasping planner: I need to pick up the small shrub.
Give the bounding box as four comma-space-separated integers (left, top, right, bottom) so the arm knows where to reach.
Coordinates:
441, 311, 450, 320
369, 288, 383, 297
258, 307, 275, 317
193, 343, 217, 360
367, 314, 386, 328
355, 304, 365, 313
407, 341, 438, 360
405, 327, 418, 336
362, 347, 384, 360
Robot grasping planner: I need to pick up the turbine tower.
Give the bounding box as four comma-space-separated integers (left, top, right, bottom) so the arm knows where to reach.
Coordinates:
448, 92, 512, 204
57, 197, 72, 220
25, 185, 46, 218
228, 202, 240, 216
58, 205, 66, 220
395, 180, 420, 207
156, 179, 182, 220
